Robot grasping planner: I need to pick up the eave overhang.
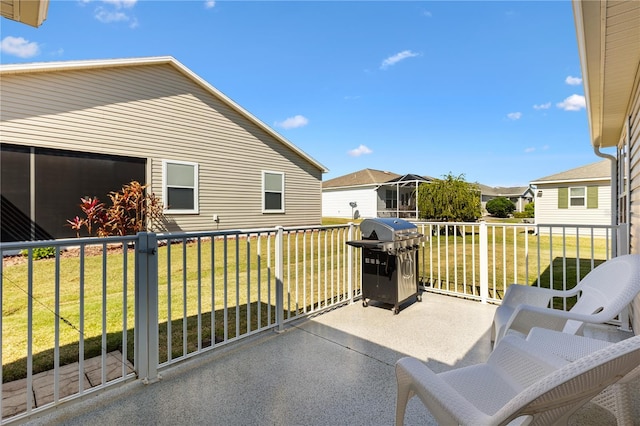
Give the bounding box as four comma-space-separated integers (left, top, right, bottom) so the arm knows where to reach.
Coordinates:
1, 0, 49, 27
573, 0, 640, 149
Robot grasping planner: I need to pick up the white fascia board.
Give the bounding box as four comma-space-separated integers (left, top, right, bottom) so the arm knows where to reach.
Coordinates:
530, 177, 610, 186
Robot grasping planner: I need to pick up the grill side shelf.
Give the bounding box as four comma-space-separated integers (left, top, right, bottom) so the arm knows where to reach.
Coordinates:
345, 239, 394, 252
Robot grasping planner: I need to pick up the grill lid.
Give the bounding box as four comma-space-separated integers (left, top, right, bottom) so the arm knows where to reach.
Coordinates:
360, 217, 418, 241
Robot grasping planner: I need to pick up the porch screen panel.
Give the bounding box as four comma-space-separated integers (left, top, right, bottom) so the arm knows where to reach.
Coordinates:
35, 148, 146, 239
0, 145, 34, 241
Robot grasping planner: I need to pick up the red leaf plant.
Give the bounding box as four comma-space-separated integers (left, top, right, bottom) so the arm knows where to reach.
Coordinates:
67, 181, 163, 237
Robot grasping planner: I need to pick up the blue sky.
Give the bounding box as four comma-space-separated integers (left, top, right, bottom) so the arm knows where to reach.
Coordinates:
1, 1, 604, 186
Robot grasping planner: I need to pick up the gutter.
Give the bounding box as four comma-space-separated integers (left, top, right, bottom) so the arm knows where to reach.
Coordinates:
593, 144, 617, 229
593, 144, 618, 258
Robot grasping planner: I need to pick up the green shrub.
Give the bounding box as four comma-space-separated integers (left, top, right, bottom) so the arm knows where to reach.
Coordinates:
20, 246, 56, 260
486, 197, 516, 218
524, 202, 535, 218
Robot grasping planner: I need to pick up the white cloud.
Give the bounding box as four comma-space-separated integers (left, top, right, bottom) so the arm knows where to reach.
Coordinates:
348, 144, 373, 157
557, 94, 586, 111
205, 1, 216, 8
524, 147, 535, 153
565, 75, 582, 86
507, 112, 522, 120
95, 7, 129, 23
92, 1, 138, 26
275, 115, 309, 129
101, 0, 137, 8
0, 36, 40, 58
533, 102, 551, 110
380, 50, 420, 70
423, 10, 432, 17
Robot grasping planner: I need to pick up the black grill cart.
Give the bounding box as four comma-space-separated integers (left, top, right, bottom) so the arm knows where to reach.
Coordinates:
346, 218, 425, 314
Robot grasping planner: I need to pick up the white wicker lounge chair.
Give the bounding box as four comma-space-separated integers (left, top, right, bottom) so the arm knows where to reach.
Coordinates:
524, 327, 640, 426
395, 334, 640, 426
491, 254, 640, 347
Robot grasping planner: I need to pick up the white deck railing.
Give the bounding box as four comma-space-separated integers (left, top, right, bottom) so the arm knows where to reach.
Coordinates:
415, 222, 620, 305
0, 221, 623, 423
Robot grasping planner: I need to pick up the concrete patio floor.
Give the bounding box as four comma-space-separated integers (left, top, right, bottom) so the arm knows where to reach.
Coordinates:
26, 293, 637, 425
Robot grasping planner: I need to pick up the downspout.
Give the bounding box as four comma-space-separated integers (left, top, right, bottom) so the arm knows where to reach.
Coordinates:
593, 143, 618, 254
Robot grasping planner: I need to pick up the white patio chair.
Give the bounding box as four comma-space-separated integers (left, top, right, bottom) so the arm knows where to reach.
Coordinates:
491, 254, 640, 347
523, 327, 640, 426
395, 334, 640, 426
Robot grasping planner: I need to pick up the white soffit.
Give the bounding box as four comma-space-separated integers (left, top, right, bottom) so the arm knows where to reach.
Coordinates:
573, 0, 640, 148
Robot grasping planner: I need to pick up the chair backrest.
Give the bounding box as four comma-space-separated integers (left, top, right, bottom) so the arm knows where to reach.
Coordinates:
562, 254, 640, 334
497, 335, 640, 426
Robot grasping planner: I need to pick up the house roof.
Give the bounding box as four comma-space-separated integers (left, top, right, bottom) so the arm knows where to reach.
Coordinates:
477, 184, 531, 197
0, 56, 328, 173
1, 0, 48, 27
323, 169, 401, 189
573, 1, 640, 148
530, 160, 611, 185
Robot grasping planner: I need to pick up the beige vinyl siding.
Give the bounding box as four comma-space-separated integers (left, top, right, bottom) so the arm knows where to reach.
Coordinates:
1, 63, 322, 231
534, 182, 611, 235
629, 82, 640, 254
626, 77, 640, 333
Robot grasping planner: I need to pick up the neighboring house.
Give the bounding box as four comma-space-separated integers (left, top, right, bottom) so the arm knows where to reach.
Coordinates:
322, 169, 431, 219
530, 161, 611, 231
0, 56, 327, 242
573, 1, 639, 330
323, 168, 533, 220
0, 0, 48, 27
477, 184, 534, 214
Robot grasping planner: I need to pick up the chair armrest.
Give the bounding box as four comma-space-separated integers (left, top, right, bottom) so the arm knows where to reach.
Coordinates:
502, 284, 577, 309
505, 304, 607, 337
396, 357, 492, 425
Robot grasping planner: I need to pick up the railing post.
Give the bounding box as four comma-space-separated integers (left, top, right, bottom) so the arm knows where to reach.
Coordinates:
347, 222, 354, 304
275, 226, 284, 332
617, 223, 631, 331
617, 223, 629, 256
479, 221, 489, 304
135, 232, 159, 383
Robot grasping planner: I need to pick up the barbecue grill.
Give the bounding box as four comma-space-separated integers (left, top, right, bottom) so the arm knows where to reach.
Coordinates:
346, 218, 426, 314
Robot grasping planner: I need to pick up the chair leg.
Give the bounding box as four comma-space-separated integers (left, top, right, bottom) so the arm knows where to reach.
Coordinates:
395, 385, 413, 426
395, 361, 415, 426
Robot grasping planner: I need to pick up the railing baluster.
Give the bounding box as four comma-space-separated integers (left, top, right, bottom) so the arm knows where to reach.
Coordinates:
167, 240, 172, 362
182, 238, 187, 356
54, 247, 60, 402
197, 238, 202, 351
27, 249, 34, 412
102, 242, 108, 387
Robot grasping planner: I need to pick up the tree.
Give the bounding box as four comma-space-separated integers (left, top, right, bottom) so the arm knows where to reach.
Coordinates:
416, 173, 481, 222
486, 196, 516, 218
524, 202, 535, 218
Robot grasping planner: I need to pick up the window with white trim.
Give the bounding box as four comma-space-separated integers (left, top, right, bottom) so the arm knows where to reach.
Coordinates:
569, 187, 586, 207
163, 160, 198, 214
263, 171, 284, 213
